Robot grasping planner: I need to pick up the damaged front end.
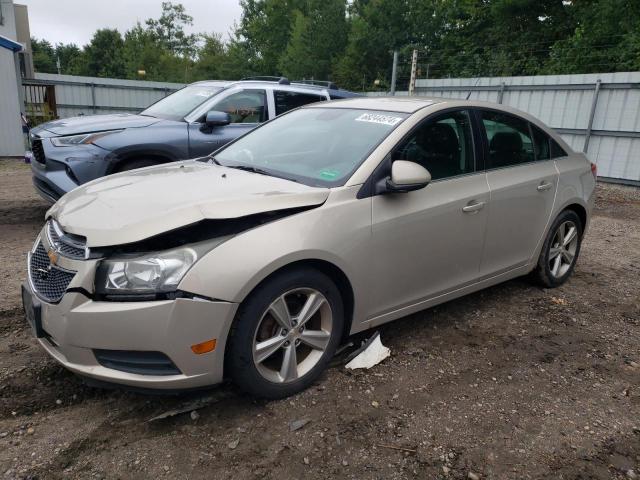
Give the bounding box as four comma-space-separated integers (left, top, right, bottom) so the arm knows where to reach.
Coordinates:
83, 206, 318, 302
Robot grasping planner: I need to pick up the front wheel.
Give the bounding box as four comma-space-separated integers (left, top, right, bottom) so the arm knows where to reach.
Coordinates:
226, 268, 344, 399
532, 210, 583, 288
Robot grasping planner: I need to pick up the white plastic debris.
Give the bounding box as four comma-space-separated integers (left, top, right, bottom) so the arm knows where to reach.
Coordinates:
345, 332, 390, 370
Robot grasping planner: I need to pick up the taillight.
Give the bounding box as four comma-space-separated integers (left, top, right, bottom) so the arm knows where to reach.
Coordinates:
590, 162, 597, 179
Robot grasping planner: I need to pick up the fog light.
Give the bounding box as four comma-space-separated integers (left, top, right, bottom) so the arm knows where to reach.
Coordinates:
191, 339, 216, 354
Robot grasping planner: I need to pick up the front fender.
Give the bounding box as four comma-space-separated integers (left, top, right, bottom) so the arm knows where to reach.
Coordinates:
178, 186, 372, 318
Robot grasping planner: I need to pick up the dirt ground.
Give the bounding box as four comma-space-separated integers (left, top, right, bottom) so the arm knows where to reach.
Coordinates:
0, 159, 638, 480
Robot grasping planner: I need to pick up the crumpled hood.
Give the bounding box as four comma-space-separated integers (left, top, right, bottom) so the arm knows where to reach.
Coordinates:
34, 113, 161, 136
46, 161, 329, 247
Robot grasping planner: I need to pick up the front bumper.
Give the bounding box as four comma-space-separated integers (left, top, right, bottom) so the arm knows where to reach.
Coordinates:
23, 281, 238, 390
29, 138, 112, 203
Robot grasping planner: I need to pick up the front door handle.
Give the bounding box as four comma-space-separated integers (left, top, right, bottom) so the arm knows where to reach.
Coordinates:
537, 182, 553, 191
462, 201, 486, 213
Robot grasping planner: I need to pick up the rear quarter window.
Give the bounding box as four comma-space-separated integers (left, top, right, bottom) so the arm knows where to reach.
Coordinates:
275, 91, 326, 116
550, 138, 568, 159
531, 124, 551, 161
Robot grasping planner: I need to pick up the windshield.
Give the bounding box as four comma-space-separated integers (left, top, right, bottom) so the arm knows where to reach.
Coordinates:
142, 85, 222, 120
212, 108, 408, 187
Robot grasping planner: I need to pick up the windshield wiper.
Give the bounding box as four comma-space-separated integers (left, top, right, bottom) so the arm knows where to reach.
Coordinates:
206, 155, 222, 166
203, 158, 299, 183
224, 164, 272, 176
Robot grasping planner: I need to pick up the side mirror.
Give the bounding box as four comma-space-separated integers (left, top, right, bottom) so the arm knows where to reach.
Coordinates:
205, 110, 231, 127
385, 160, 431, 193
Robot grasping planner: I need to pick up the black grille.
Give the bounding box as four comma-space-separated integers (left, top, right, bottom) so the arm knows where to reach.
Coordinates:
32, 138, 46, 164
29, 242, 76, 303
47, 221, 86, 259
93, 350, 181, 376
33, 177, 61, 201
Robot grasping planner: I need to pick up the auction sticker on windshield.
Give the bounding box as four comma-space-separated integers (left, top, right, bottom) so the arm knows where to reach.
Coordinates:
355, 113, 403, 126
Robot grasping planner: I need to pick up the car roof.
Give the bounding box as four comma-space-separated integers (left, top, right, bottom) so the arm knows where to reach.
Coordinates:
305, 96, 445, 113
189, 79, 359, 97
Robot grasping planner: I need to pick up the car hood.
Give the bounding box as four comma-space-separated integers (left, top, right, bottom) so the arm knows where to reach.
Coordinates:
34, 113, 161, 137
46, 161, 330, 247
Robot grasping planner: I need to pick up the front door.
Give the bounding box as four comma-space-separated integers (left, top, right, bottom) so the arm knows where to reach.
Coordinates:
477, 109, 558, 276
368, 109, 490, 318
188, 89, 268, 158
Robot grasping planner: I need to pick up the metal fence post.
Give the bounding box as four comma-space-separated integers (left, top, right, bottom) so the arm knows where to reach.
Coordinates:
390, 50, 398, 96
583, 79, 601, 154
90, 83, 97, 114
498, 82, 506, 104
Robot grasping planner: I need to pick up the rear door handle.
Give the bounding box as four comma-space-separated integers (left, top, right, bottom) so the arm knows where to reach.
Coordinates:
537, 182, 553, 191
462, 201, 486, 213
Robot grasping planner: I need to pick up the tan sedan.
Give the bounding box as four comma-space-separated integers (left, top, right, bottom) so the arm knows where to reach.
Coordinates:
22, 97, 596, 398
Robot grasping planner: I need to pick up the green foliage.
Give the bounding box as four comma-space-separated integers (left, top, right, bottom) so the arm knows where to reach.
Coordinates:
81, 29, 126, 78
145, 1, 199, 58
30, 0, 640, 87
278, 0, 348, 79
55, 43, 83, 75
31, 38, 57, 74
546, 0, 640, 74
236, 0, 303, 74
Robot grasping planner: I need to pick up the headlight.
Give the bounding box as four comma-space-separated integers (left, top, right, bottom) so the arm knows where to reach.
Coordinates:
95, 247, 198, 295
51, 130, 123, 147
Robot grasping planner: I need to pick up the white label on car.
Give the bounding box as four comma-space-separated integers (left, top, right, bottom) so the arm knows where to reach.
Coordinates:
355, 113, 403, 126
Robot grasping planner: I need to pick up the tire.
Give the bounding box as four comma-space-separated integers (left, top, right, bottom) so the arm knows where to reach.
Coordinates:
532, 210, 583, 288
226, 267, 344, 399
115, 158, 160, 173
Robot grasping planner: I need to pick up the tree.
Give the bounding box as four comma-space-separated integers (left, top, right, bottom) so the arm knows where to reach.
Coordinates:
31, 38, 57, 73
55, 43, 83, 75
333, 0, 413, 90
236, 0, 303, 74
123, 22, 165, 80
193, 33, 226, 79
81, 29, 126, 78
145, 1, 199, 58
545, 0, 640, 73
278, 0, 348, 80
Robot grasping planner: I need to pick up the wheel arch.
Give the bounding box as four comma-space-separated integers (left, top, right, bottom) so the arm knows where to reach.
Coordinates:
237, 258, 355, 343
108, 151, 175, 174
562, 202, 587, 231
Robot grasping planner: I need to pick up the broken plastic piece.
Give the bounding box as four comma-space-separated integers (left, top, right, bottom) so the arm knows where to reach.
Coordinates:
345, 332, 390, 370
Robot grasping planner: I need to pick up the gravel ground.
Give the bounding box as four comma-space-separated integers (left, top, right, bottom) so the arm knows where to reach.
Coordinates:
0, 159, 638, 480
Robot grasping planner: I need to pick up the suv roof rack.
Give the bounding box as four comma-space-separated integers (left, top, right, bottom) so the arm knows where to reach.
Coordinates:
293, 79, 339, 90
241, 76, 290, 85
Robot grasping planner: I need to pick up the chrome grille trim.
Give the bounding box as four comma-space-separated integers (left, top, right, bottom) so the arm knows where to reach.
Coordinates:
28, 240, 76, 303
46, 219, 89, 260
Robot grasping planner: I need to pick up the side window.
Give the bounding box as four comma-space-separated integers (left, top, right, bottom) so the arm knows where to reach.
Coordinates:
531, 124, 551, 161
274, 91, 326, 116
212, 90, 267, 124
481, 111, 535, 168
392, 110, 474, 181
550, 139, 568, 159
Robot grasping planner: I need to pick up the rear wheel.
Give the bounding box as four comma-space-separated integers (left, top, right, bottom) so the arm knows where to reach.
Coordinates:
227, 268, 343, 399
532, 210, 583, 288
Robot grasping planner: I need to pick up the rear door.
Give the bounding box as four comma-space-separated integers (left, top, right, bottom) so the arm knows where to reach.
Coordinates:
187, 89, 268, 158
477, 109, 558, 276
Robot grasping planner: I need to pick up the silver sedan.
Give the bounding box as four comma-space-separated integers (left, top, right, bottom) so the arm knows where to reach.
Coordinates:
23, 97, 596, 398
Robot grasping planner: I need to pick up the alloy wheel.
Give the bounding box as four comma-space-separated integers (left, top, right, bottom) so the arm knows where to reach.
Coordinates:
548, 220, 579, 278
252, 288, 332, 384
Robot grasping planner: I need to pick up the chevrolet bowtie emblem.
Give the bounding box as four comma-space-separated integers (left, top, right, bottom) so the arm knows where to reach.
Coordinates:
47, 249, 58, 266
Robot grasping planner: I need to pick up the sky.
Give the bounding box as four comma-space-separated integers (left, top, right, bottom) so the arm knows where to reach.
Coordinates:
17, 0, 243, 46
